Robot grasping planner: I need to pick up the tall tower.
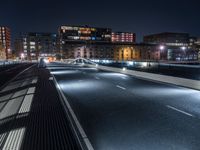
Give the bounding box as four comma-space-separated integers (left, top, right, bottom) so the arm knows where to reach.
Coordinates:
0, 27, 11, 59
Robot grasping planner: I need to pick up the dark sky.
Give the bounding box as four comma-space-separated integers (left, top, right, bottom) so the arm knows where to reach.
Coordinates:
1, 0, 200, 43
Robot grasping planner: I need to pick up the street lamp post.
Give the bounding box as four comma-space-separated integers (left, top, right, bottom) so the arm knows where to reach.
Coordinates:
158, 45, 165, 72
122, 48, 125, 67
181, 46, 186, 61
159, 45, 165, 61
21, 53, 25, 61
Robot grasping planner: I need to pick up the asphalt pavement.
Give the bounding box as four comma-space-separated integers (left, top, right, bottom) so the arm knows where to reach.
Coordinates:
48, 62, 200, 150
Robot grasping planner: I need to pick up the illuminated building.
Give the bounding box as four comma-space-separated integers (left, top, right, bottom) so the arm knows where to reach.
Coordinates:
57, 25, 160, 61
112, 32, 136, 43
59, 42, 160, 61
144, 32, 199, 61
0, 27, 11, 59
114, 45, 139, 61
59, 42, 114, 59
113, 44, 159, 61
58, 25, 112, 59
15, 33, 57, 60
0, 41, 6, 59
144, 32, 190, 46
59, 25, 137, 59
134, 44, 160, 61
59, 25, 112, 42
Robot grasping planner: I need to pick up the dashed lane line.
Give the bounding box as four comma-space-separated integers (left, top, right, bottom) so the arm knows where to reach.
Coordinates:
166, 105, 194, 117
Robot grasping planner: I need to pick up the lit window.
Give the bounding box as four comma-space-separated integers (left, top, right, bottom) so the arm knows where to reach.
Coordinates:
73, 36, 79, 40
30, 42, 35, 45
30, 46, 35, 49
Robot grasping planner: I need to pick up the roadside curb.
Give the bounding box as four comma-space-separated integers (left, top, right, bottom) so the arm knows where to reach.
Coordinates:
51, 73, 94, 150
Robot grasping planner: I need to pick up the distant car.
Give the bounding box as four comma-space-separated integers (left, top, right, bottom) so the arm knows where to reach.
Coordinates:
38, 58, 46, 68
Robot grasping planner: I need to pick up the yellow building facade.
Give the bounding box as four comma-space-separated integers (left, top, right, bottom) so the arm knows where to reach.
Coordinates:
114, 46, 141, 61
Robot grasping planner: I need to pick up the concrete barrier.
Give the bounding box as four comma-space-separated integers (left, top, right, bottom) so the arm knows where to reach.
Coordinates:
88, 64, 200, 91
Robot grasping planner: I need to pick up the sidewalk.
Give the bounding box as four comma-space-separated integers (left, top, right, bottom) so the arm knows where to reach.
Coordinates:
0, 65, 81, 150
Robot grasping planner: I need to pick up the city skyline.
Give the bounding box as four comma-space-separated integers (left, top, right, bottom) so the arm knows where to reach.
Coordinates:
1, 1, 200, 149
1, 0, 200, 43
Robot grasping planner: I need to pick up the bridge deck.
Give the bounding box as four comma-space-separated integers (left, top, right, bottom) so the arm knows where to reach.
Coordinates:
0, 65, 81, 150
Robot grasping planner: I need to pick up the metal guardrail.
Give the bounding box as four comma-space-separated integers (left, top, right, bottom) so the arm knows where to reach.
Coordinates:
159, 63, 200, 68
56, 59, 200, 70
0, 60, 35, 67
0, 61, 21, 66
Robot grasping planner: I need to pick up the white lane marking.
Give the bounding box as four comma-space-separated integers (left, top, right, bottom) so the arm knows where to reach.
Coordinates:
27, 87, 35, 94
95, 77, 100, 80
2, 128, 25, 150
116, 85, 126, 90
166, 105, 194, 117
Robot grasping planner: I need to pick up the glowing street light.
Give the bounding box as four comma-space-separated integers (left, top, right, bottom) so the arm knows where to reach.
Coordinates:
122, 67, 126, 71
21, 53, 25, 60
159, 45, 165, 60
181, 46, 187, 61
181, 46, 186, 50
159, 45, 165, 50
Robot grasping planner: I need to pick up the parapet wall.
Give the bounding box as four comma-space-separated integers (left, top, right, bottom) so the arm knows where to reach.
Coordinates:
88, 64, 200, 91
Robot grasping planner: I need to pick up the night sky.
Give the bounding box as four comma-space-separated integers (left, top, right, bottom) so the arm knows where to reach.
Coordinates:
1, 0, 200, 43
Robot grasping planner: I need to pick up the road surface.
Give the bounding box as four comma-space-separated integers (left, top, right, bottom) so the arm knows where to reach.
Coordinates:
48, 62, 200, 150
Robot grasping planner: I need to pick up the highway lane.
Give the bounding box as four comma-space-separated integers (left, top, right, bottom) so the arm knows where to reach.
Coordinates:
48, 63, 200, 150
